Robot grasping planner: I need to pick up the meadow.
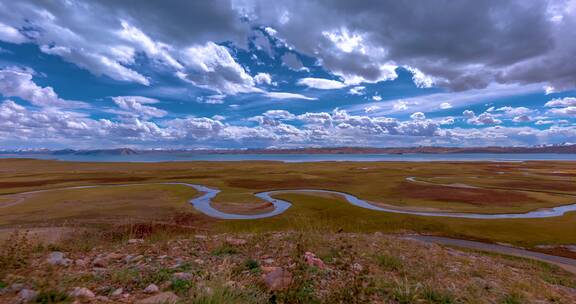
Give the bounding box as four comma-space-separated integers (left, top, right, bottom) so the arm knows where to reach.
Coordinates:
1, 158, 576, 303
0, 158, 575, 248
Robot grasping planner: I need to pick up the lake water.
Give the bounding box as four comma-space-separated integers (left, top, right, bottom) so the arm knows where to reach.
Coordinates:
0, 153, 574, 162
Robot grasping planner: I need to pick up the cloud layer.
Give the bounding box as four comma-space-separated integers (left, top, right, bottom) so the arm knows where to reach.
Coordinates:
0, 0, 574, 148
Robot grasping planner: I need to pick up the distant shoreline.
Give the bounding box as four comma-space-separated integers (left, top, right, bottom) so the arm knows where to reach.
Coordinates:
0, 152, 575, 163
1, 144, 576, 157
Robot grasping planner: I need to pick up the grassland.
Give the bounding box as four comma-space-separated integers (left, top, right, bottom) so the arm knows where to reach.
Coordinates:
0, 158, 575, 248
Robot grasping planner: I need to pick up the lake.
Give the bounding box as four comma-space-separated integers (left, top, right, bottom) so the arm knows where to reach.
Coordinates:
0, 153, 574, 162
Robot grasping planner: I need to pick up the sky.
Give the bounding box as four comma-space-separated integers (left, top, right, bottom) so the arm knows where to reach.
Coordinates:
0, 0, 575, 149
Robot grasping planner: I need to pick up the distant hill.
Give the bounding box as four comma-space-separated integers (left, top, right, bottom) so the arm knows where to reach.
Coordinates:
179, 145, 576, 154
52, 148, 139, 156
2, 145, 575, 155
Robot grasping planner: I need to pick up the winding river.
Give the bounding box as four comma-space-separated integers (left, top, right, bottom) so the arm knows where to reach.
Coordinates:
3, 178, 576, 220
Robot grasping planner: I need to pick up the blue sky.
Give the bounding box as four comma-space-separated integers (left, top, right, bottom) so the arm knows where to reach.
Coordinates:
0, 0, 575, 149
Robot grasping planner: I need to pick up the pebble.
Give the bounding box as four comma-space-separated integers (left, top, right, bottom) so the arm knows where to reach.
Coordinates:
92, 256, 107, 268
128, 238, 144, 244
261, 267, 292, 291
46, 251, 71, 266
111, 288, 123, 297
144, 284, 159, 294
351, 263, 363, 272
69, 287, 95, 299
226, 237, 247, 246
173, 272, 193, 281
10, 283, 25, 292
304, 251, 326, 269
135, 291, 179, 304
18, 289, 38, 303
75, 259, 88, 267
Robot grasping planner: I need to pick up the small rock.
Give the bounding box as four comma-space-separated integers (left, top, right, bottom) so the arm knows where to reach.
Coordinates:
128, 238, 144, 244
194, 258, 204, 265
95, 295, 109, 302
92, 257, 107, 268
135, 291, 179, 304
10, 283, 25, 292
263, 258, 275, 264
226, 237, 247, 246
194, 234, 207, 240
110, 288, 123, 297
46, 251, 71, 266
144, 284, 159, 294
69, 287, 95, 299
126, 255, 144, 263
351, 263, 363, 272
75, 259, 88, 267
18, 289, 38, 303
262, 267, 292, 291
304, 251, 326, 269
224, 281, 236, 288
106, 253, 124, 260
173, 272, 193, 281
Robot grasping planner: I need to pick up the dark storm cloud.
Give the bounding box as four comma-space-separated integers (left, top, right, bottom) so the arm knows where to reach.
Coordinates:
91, 0, 249, 46
1, 0, 575, 91
6, 0, 248, 46
243, 0, 575, 91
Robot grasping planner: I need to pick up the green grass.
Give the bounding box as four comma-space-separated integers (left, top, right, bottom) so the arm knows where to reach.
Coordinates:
500, 293, 525, 304
0, 184, 198, 227
211, 244, 238, 256
376, 253, 404, 272
171, 278, 194, 296
1, 159, 575, 246
244, 259, 260, 273
34, 290, 70, 304
219, 193, 576, 247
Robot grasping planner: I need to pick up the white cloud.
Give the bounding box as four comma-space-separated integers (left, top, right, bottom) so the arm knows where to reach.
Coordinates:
393, 100, 409, 111
535, 120, 554, 125
440, 102, 452, 109
463, 110, 502, 125
405, 66, 434, 88
40, 45, 150, 85
364, 105, 380, 113
197, 94, 226, 104
545, 97, 576, 107
495, 106, 534, 117
372, 95, 382, 101
264, 27, 277, 36
254, 72, 273, 85
410, 112, 426, 120
262, 110, 296, 120
548, 106, 576, 117
264, 92, 316, 100
118, 21, 183, 70
463, 110, 476, 119
179, 42, 258, 95
112, 96, 167, 118
0, 68, 87, 108
439, 117, 455, 125
297, 77, 347, 90
348, 86, 365, 95
336, 64, 398, 85
512, 115, 532, 123
0, 22, 27, 44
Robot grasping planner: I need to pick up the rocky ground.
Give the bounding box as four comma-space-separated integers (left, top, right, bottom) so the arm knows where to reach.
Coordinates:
1, 230, 575, 303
